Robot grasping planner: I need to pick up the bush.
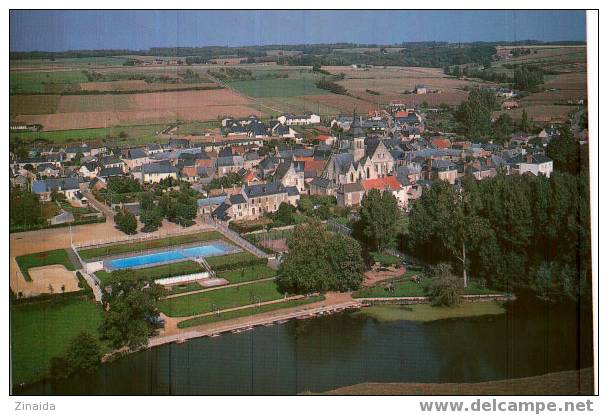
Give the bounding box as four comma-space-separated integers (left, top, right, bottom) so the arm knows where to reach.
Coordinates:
426, 263, 463, 307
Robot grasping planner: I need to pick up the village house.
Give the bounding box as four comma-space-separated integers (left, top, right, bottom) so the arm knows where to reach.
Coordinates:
508, 153, 553, 177
132, 163, 178, 184
216, 155, 245, 175
336, 182, 365, 208
273, 160, 306, 193
122, 148, 150, 170
361, 176, 408, 208
414, 84, 427, 94
501, 100, 520, 110
277, 112, 320, 126
211, 182, 300, 222
31, 177, 80, 201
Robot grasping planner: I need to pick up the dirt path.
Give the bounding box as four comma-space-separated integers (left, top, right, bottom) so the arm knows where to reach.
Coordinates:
363, 265, 406, 286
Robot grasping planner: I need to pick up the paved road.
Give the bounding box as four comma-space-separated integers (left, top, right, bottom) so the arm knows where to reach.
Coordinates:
82, 189, 114, 219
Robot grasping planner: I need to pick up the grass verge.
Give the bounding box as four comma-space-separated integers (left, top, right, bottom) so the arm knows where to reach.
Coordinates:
95, 260, 204, 285
218, 265, 276, 284
353, 302, 506, 323
157, 279, 284, 317
177, 295, 325, 328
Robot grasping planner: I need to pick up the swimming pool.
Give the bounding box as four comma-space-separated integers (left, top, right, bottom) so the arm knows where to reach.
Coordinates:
107, 242, 232, 270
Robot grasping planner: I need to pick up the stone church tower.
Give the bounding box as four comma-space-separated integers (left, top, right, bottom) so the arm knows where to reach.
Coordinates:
350, 110, 365, 162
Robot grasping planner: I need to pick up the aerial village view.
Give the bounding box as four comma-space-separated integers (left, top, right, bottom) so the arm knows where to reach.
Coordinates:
8, 9, 596, 400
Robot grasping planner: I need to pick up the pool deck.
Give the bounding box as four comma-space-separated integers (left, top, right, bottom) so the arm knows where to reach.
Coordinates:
101, 239, 241, 271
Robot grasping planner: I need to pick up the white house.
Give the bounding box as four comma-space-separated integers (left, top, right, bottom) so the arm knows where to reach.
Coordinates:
277, 112, 320, 126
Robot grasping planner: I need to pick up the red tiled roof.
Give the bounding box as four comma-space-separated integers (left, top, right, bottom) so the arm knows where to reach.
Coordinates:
304, 159, 325, 173
432, 138, 451, 149
181, 166, 198, 177
395, 111, 410, 118
362, 176, 402, 192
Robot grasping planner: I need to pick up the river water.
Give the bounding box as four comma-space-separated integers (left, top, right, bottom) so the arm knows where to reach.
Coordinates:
15, 299, 593, 395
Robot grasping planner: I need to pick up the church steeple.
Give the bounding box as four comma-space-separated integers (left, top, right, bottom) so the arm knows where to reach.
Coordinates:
350, 108, 364, 138
350, 108, 365, 162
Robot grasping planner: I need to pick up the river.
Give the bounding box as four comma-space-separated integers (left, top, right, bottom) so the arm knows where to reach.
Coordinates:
15, 298, 593, 395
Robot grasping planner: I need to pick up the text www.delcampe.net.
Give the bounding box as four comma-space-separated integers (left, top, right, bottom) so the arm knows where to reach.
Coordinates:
419, 399, 594, 413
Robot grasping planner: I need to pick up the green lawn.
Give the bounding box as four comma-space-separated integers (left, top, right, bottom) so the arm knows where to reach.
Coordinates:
206, 251, 263, 270
10, 297, 104, 384
157, 280, 285, 317
218, 265, 276, 284
353, 302, 506, 323
168, 282, 206, 295
229, 78, 329, 98
10, 70, 89, 94
95, 260, 204, 285
10, 123, 167, 145
78, 231, 225, 260
353, 272, 500, 299
16, 249, 76, 282
177, 295, 325, 328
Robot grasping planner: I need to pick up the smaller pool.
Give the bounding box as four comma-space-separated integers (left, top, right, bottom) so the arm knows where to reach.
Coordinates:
108, 243, 229, 270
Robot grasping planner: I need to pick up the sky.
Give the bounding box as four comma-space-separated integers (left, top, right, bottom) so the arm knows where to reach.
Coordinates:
10, 10, 587, 52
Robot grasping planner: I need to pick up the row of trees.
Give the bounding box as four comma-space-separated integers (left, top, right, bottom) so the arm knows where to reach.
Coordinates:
114, 185, 198, 234
407, 171, 590, 301
10, 187, 43, 229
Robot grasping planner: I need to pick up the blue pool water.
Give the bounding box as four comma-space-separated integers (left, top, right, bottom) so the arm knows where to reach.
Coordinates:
108, 243, 227, 270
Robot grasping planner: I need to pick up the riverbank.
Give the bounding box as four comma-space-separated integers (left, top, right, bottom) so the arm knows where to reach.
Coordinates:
318, 368, 595, 395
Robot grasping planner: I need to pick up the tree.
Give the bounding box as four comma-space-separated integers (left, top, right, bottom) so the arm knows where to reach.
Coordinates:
455, 88, 497, 139
174, 191, 197, 226
99, 270, 166, 350
114, 208, 137, 235
514, 65, 544, 92
268, 202, 296, 226
492, 113, 513, 144
159, 193, 177, 220
426, 263, 463, 307
355, 189, 403, 252
520, 108, 533, 133
65, 332, 102, 375
10, 187, 43, 229
138, 192, 155, 211
546, 127, 588, 174
139, 206, 163, 232
277, 221, 364, 294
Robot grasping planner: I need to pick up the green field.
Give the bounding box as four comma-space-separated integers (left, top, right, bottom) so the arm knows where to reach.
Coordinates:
158, 279, 285, 317
10, 123, 167, 145
95, 260, 204, 285
229, 78, 329, 98
217, 265, 276, 284
78, 231, 225, 260
172, 120, 221, 135
177, 295, 324, 328
16, 249, 76, 282
10, 70, 89, 94
10, 297, 104, 384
